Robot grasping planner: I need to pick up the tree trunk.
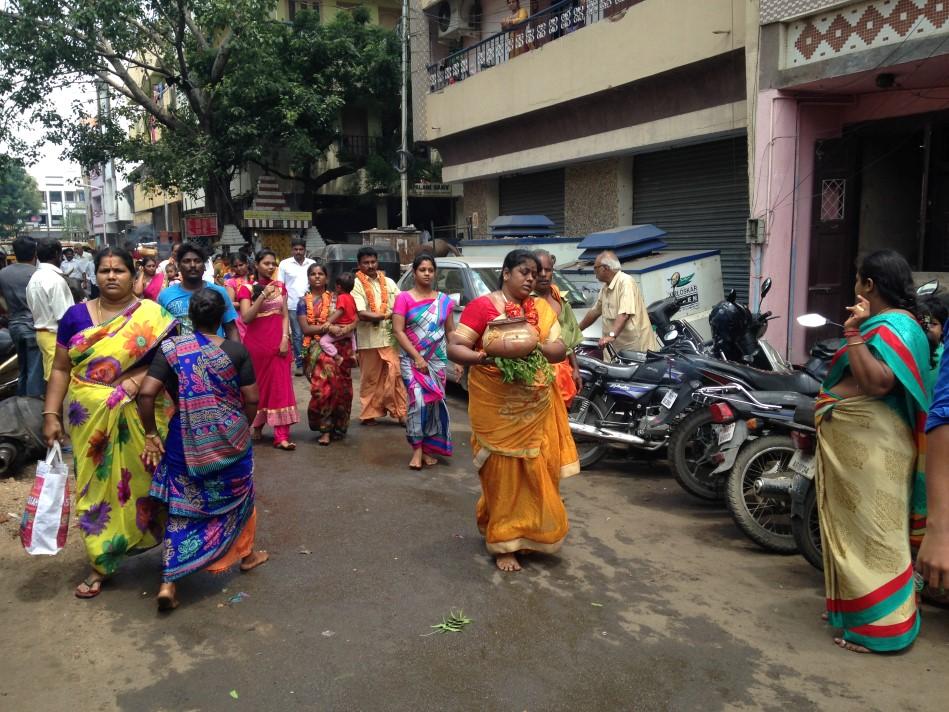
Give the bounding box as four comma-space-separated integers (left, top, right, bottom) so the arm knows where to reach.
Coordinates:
204, 174, 237, 227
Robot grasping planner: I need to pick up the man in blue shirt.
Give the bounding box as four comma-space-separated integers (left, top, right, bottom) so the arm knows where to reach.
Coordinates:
158, 242, 239, 340
918, 319, 949, 593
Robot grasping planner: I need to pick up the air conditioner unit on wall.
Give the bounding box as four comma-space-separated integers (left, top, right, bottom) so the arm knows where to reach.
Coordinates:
436, 0, 479, 43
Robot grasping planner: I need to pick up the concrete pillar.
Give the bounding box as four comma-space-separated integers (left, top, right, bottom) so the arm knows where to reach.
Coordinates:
375, 197, 389, 229
616, 156, 633, 226
484, 178, 500, 225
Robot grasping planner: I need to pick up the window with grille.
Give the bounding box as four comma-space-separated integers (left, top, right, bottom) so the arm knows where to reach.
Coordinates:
820, 178, 846, 222
289, 1, 319, 20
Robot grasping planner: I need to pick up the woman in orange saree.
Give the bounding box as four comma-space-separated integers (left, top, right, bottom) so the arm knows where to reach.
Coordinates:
448, 249, 579, 572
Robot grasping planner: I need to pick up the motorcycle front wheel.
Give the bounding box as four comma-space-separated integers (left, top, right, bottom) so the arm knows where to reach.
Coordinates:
568, 393, 611, 469
792, 484, 824, 571
725, 435, 797, 554
669, 409, 723, 501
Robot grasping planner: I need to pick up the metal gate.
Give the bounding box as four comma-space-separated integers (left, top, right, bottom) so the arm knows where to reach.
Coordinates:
633, 137, 750, 301
499, 168, 566, 234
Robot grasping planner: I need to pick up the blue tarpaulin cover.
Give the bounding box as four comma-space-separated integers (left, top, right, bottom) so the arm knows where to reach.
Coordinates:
576, 224, 667, 250
489, 215, 557, 237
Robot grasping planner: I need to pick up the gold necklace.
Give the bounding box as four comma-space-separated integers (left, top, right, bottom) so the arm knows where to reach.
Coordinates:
96, 296, 138, 325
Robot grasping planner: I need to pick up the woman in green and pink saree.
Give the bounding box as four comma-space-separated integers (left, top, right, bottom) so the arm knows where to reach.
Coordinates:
816, 250, 932, 654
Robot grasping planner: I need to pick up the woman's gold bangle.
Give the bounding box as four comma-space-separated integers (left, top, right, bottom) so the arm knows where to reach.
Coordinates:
42, 411, 62, 418
145, 431, 160, 438
847, 340, 866, 347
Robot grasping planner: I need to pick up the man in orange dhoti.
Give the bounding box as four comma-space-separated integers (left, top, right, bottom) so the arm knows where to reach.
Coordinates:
352, 247, 407, 424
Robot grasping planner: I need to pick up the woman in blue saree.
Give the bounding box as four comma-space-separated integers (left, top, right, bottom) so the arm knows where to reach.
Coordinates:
392, 254, 459, 470
138, 288, 268, 611
816, 250, 932, 653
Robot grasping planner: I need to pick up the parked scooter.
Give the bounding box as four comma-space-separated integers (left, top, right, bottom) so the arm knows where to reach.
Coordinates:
0, 397, 46, 476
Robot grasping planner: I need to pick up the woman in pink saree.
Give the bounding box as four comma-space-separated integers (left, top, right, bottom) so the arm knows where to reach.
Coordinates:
237, 249, 299, 450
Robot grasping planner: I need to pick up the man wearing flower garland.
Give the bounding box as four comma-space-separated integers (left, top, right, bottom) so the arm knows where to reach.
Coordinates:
352, 246, 407, 425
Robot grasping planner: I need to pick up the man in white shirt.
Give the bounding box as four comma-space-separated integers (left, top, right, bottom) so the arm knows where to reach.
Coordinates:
60, 247, 81, 281
278, 237, 315, 376
74, 244, 96, 297
27, 239, 75, 381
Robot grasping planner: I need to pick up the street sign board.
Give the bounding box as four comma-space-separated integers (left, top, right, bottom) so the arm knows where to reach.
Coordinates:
185, 213, 218, 237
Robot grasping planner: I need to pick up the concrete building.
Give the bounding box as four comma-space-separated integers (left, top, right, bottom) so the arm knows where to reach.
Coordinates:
414, 0, 755, 297
23, 171, 89, 241
753, 0, 949, 358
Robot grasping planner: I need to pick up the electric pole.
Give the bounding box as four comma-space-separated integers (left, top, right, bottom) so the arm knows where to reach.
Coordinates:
399, 0, 411, 228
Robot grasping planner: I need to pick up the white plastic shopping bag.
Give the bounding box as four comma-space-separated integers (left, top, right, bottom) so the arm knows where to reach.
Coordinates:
20, 442, 71, 555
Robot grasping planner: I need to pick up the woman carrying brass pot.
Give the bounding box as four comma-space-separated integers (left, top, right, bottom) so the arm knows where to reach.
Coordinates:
447, 249, 580, 572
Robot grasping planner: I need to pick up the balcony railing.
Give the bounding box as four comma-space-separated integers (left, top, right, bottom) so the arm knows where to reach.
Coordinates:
427, 0, 644, 92
338, 134, 386, 160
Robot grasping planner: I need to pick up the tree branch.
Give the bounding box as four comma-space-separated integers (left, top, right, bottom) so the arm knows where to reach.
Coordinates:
173, 0, 208, 117
208, 29, 234, 85
183, 6, 209, 53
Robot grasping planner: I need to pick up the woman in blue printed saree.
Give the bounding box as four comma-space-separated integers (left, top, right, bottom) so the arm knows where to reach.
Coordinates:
392, 254, 460, 470
138, 288, 267, 611
43, 247, 177, 599
816, 250, 932, 653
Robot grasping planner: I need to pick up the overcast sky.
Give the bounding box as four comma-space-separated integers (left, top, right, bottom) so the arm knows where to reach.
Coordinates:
10, 82, 97, 182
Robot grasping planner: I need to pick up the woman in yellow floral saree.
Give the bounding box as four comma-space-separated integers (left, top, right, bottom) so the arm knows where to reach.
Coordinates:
448, 250, 580, 572
44, 247, 176, 598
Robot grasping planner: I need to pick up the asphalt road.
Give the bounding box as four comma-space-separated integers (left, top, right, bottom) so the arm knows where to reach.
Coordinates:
2, 376, 949, 712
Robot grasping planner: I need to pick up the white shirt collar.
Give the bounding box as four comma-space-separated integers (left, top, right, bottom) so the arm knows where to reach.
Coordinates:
39, 262, 64, 274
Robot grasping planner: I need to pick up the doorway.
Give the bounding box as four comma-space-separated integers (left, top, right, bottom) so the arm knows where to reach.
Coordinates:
806, 111, 949, 345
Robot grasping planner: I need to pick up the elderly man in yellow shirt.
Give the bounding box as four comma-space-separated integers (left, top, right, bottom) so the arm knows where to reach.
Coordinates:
577, 250, 659, 356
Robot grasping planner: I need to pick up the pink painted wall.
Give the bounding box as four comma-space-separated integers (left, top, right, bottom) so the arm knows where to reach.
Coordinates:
753, 87, 949, 362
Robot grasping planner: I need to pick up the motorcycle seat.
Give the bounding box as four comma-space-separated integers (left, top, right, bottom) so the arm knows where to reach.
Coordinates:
616, 349, 647, 363
749, 391, 815, 409
602, 363, 641, 380
688, 355, 821, 396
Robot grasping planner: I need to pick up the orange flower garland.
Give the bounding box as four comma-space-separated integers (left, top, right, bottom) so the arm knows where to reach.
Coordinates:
504, 297, 539, 326
305, 291, 332, 323
356, 271, 390, 316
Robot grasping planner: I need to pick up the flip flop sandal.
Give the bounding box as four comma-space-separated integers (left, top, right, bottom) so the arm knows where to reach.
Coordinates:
274, 441, 296, 451
75, 577, 104, 599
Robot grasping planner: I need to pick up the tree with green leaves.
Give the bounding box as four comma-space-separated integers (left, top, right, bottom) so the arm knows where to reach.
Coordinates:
0, 1, 400, 224
0, 157, 43, 237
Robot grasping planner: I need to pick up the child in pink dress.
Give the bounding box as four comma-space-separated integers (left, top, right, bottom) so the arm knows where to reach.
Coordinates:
319, 272, 358, 365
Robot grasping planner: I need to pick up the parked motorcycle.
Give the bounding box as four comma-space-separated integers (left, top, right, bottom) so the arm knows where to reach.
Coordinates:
667, 331, 838, 503
569, 350, 701, 468
0, 327, 19, 400
666, 345, 825, 500
753, 403, 821, 569
709, 278, 788, 372
688, 385, 814, 552
0, 396, 46, 476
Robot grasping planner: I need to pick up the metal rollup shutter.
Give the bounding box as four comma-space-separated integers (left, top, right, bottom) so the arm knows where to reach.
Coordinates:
499, 168, 566, 233
633, 137, 750, 301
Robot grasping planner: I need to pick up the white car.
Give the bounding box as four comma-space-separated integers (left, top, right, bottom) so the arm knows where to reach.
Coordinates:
397, 257, 598, 383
